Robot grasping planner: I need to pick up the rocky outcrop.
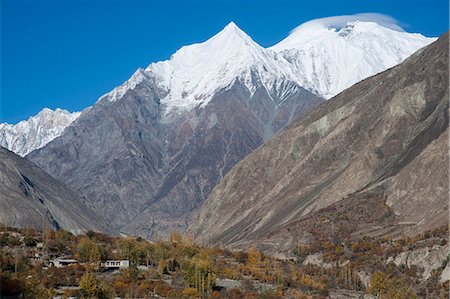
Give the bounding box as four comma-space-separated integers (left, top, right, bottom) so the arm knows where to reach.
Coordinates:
302, 253, 330, 269
386, 244, 449, 280
190, 33, 449, 252
0, 147, 111, 234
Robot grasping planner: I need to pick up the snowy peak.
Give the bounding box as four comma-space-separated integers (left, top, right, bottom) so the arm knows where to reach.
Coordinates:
145, 22, 299, 112
210, 21, 254, 44
172, 21, 262, 59
0, 108, 80, 156
270, 16, 436, 98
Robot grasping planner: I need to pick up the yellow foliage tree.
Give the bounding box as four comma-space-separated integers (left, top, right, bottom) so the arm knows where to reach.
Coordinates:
246, 247, 262, 277
79, 272, 97, 298
182, 257, 216, 296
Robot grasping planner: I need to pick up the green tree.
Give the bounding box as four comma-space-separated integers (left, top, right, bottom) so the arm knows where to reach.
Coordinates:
23, 236, 37, 247
368, 271, 416, 299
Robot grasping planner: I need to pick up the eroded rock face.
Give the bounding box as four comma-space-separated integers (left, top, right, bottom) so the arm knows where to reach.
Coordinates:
386, 244, 449, 280
190, 33, 449, 251
0, 147, 111, 234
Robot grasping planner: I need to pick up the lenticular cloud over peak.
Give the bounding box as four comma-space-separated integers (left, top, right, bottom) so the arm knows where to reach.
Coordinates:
293, 13, 405, 33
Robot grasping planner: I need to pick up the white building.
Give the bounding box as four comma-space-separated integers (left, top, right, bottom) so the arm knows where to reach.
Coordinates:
50, 258, 79, 268
101, 260, 130, 269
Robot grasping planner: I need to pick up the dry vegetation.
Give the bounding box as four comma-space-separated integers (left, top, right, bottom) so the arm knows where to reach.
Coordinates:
0, 225, 448, 298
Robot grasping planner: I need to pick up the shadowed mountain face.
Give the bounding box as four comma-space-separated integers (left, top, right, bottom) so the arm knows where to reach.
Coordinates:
190, 33, 449, 253
27, 74, 322, 237
0, 147, 111, 234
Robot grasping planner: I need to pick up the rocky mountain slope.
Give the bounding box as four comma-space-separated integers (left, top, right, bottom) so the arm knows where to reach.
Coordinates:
190, 32, 449, 253
26, 19, 435, 238
0, 146, 111, 234
0, 108, 80, 156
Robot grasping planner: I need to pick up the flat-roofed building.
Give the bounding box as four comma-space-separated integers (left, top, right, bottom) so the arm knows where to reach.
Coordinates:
50, 258, 79, 268
101, 260, 129, 269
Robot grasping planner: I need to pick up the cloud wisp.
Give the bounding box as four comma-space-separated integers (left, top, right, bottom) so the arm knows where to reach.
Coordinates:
293, 13, 405, 33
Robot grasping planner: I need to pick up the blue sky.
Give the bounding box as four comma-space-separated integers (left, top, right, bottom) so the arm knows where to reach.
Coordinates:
1, 0, 448, 123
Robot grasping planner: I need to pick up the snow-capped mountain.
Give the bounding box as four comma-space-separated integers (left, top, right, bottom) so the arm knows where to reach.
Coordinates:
0, 108, 80, 156
101, 22, 303, 114
101, 18, 434, 110
270, 16, 435, 99
146, 22, 303, 112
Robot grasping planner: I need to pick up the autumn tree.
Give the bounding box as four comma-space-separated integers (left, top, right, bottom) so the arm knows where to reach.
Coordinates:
118, 237, 142, 265
79, 272, 98, 298
24, 274, 49, 299
139, 240, 155, 267
182, 257, 216, 296
246, 247, 262, 277
368, 271, 417, 299
76, 237, 101, 264
368, 271, 388, 297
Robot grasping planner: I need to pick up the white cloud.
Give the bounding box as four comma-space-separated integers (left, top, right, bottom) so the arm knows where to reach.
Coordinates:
293, 13, 405, 33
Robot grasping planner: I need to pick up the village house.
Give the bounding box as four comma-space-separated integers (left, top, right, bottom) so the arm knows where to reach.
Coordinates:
50, 258, 79, 268
101, 260, 130, 269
